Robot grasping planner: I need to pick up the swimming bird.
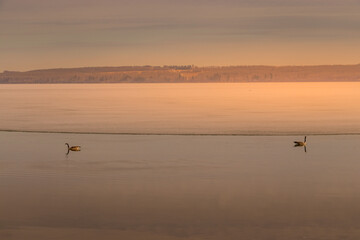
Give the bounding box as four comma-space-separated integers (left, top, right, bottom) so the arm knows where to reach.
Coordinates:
65, 143, 81, 155
294, 136, 307, 146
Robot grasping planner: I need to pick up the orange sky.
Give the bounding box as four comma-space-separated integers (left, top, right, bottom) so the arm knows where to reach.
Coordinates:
1, 0, 360, 71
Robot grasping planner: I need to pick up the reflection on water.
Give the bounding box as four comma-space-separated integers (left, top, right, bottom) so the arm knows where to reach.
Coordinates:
1, 132, 360, 239
295, 145, 307, 152
0, 83, 360, 134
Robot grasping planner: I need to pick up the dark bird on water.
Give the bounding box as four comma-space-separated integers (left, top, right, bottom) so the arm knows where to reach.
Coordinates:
65, 143, 81, 155
294, 136, 307, 152
294, 136, 307, 146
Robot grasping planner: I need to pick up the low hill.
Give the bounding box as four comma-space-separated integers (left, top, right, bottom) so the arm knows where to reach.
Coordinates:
1, 65, 360, 83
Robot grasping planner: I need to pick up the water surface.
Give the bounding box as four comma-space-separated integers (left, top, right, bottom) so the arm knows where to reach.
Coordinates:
1, 83, 360, 239
1, 83, 359, 134
1, 132, 360, 239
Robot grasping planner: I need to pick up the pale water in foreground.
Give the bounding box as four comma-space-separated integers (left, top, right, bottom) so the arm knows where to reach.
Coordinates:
1, 132, 360, 240
0, 83, 360, 134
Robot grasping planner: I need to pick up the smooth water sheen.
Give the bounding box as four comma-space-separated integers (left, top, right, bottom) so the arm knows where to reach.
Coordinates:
1, 132, 360, 240
0, 83, 360, 135
1, 83, 360, 239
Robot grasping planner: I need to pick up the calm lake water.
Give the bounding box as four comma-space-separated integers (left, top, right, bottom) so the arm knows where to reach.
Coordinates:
1, 132, 360, 239
1, 83, 360, 239
0, 82, 360, 134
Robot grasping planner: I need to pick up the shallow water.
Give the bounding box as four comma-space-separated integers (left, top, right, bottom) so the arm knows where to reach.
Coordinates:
1, 132, 360, 239
1, 83, 360, 134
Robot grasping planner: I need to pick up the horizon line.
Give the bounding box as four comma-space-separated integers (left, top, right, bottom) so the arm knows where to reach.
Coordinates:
3, 63, 360, 73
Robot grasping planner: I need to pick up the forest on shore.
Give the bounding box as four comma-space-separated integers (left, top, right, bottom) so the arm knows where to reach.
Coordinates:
1, 65, 360, 83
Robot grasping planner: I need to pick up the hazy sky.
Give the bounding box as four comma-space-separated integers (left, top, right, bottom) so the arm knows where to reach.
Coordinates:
1, 0, 360, 71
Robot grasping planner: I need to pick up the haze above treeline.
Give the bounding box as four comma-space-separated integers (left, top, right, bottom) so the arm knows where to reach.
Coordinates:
1, 65, 360, 83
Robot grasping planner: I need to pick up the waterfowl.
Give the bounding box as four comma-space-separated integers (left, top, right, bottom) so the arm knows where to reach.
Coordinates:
294, 136, 307, 146
65, 143, 81, 154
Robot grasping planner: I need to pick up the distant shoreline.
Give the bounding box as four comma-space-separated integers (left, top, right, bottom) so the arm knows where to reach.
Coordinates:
1, 64, 360, 84
2, 81, 360, 84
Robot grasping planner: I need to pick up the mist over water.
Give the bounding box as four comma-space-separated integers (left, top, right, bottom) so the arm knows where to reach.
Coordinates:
0, 82, 359, 135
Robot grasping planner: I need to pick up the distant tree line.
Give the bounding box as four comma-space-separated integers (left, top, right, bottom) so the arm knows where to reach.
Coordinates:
1, 65, 360, 83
